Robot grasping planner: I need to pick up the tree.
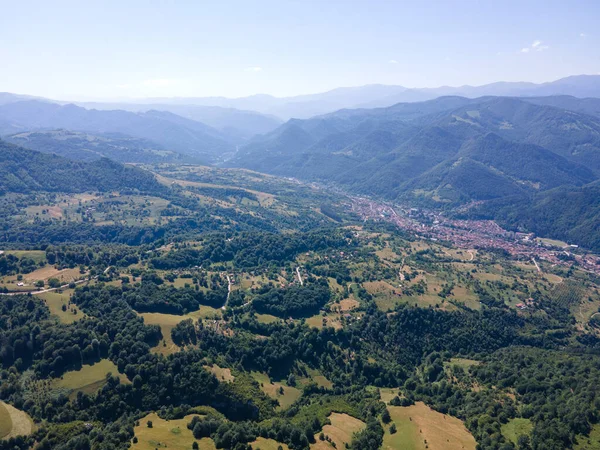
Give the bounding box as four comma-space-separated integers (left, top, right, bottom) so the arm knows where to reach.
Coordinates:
389, 423, 397, 434
48, 278, 61, 288
382, 409, 391, 424
147, 420, 153, 428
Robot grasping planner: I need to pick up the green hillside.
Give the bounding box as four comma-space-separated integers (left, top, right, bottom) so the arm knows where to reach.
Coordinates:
6, 130, 199, 164
0, 140, 164, 195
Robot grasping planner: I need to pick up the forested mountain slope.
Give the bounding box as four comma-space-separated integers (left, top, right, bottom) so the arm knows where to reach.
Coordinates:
229, 96, 600, 202
0, 140, 164, 194
5, 130, 199, 164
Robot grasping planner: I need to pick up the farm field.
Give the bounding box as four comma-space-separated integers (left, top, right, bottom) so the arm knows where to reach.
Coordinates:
383, 402, 476, 450
52, 359, 130, 399
131, 412, 216, 450
0, 401, 34, 441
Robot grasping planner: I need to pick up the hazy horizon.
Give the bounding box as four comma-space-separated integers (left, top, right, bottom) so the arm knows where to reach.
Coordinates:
6, 73, 600, 104
2, 0, 599, 101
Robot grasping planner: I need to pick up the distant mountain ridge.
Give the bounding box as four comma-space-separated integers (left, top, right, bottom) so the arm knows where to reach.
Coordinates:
3, 74, 600, 122
0, 101, 235, 163
112, 74, 600, 119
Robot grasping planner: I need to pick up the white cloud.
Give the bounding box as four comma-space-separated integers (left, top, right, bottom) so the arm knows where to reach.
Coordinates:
142, 78, 177, 87
520, 40, 549, 53
116, 84, 131, 89
244, 67, 263, 72
388, 59, 398, 64
580, 32, 587, 38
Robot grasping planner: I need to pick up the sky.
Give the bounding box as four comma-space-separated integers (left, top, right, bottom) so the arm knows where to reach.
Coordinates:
1, 0, 599, 100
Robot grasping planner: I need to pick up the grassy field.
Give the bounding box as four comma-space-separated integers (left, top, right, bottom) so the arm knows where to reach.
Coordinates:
53, 359, 130, 399
575, 424, 600, 449
251, 372, 302, 410
205, 364, 235, 383
447, 358, 481, 369
255, 313, 281, 324
132, 412, 216, 450
311, 413, 366, 450
250, 437, 290, 449
379, 388, 401, 404
383, 402, 476, 450
501, 418, 533, 444
4, 250, 46, 263
0, 401, 34, 441
140, 307, 222, 355
38, 289, 82, 323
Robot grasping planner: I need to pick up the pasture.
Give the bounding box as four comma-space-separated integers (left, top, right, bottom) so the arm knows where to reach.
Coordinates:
53, 359, 130, 399
38, 289, 82, 323
250, 437, 290, 449
205, 364, 235, 383
140, 307, 222, 355
383, 402, 476, 450
311, 413, 366, 450
251, 372, 302, 410
501, 418, 533, 445
131, 412, 216, 450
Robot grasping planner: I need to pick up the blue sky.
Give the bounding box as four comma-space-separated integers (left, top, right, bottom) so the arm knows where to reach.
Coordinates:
1, 0, 599, 100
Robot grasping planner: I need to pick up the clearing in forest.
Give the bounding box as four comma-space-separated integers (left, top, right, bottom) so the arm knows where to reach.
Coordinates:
383, 402, 476, 450
53, 359, 130, 399
501, 418, 533, 445
132, 412, 216, 450
249, 437, 290, 449
140, 307, 222, 356
0, 401, 34, 440
251, 372, 302, 410
38, 289, 82, 323
311, 413, 366, 450
204, 364, 235, 383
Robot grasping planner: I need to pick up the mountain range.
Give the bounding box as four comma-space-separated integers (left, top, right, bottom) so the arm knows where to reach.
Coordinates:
126, 74, 600, 119
228, 95, 600, 199
0, 101, 236, 163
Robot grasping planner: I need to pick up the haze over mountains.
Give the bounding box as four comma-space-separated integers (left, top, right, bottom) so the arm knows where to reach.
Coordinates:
105, 74, 600, 119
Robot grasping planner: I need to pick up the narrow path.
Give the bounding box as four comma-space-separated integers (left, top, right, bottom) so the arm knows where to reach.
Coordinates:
468, 250, 475, 261
296, 267, 303, 286
532, 257, 542, 273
